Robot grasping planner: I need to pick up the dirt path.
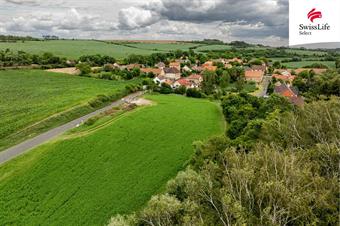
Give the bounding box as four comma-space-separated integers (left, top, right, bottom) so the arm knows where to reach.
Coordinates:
0, 92, 144, 165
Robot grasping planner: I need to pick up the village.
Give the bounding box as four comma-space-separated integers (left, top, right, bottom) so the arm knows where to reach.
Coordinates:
104, 57, 328, 106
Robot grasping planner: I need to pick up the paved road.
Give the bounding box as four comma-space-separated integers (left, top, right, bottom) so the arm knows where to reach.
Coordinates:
0, 91, 144, 165
257, 76, 272, 97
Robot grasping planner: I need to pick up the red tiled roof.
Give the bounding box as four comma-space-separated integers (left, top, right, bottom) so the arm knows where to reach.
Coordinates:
202, 65, 217, 71
272, 74, 296, 82
141, 68, 163, 75
176, 78, 191, 86
187, 74, 202, 80
245, 70, 264, 79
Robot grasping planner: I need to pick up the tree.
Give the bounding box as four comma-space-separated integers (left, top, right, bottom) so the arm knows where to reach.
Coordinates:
159, 83, 173, 94
76, 63, 91, 76
273, 61, 281, 69
201, 70, 217, 95
186, 88, 202, 98
174, 85, 187, 95
220, 71, 230, 88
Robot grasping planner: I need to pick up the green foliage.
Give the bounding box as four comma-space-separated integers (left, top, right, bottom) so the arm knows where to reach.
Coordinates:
221, 93, 292, 148
302, 62, 329, 69
159, 83, 173, 94
293, 71, 340, 100
79, 54, 116, 66
0, 95, 224, 226
76, 62, 91, 75
186, 88, 202, 98
201, 70, 217, 94
261, 98, 340, 150
0, 49, 67, 67
174, 85, 187, 95
120, 99, 340, 226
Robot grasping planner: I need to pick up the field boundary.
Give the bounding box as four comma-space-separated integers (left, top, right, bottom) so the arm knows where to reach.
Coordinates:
0, 87, 141, 152
0, 92, 144, 165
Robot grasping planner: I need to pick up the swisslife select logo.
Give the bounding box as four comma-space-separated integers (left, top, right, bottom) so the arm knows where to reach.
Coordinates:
289, 0, 340, 46
307, 8, 322, 22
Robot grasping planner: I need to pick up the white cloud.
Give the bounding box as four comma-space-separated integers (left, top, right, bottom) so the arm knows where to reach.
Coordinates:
0, 0, 290, 45
118, 6, 160, 30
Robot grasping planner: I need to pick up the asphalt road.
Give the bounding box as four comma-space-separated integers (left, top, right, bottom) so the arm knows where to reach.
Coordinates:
257, 76, 272, 97
0, 91, 143, 165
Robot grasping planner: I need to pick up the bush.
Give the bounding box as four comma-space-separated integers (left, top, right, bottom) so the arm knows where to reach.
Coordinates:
76, 63, 91, 76
174, 86, 187, 95
159, 83, 173, 94
186, 88, 202, 98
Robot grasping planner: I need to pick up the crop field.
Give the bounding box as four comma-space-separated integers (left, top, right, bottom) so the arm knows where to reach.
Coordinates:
122, 42, 202, 51
0, 94, 225, 226
285, 48, 328, 56
282, 60, 336, 69
0, 40, 160, 59
0, 70, 138, 151
195, 44, 232, 52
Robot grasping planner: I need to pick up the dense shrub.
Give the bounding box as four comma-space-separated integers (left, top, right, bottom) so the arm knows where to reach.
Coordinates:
186, 88, 202, 98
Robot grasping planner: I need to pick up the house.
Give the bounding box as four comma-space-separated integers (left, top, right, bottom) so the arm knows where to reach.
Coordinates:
274, 82, 304, 106
192, 65, 203, 72
173, 78, 194, 89
153, 76, 174, 87
272, 70, 296, 83
202, 65, 217, 72
251, 65, 267, 72
225, 58, 243, 64
155, 62, 165, 69
140, 68, 164, 77
203, 61, 214, 67
126, 64, 142, 70
187, 74, 203, 83
169, 62, 181, 71
245, 70, 264, 83
182, 65, 192, 72
164, 67, 181, 80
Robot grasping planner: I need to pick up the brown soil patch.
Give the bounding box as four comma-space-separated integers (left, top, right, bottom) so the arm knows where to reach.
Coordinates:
46, 67, 80, 75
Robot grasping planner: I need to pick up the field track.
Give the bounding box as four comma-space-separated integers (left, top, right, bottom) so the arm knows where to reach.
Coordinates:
0, 92, 143, 165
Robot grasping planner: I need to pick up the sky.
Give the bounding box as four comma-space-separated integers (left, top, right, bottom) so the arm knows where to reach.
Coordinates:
0, 0, 290, 46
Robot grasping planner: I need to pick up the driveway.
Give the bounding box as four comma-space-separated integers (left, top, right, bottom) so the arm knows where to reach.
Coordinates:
0, 91, 144, 165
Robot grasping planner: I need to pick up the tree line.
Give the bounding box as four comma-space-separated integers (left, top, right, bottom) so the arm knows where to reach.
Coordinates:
109, 96, 340, 226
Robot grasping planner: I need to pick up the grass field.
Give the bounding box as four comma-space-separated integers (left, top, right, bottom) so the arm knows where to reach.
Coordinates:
0, 40, 160, 59
285, 49, 328, 56
0, 94, 225, 226
0, 70, 138, 151
282, 60, 336, 69
122, 42, 201, 51
195, 44, 232, 52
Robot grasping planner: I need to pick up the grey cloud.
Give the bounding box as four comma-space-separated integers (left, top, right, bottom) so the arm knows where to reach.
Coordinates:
5, 8, 117, 34
117, 0, 289, 41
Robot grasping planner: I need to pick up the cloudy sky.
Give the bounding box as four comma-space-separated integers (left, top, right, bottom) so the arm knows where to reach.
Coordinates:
0, 0, 290, 46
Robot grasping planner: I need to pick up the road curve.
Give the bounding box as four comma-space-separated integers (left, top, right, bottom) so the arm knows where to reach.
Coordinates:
0, 91, 144, 165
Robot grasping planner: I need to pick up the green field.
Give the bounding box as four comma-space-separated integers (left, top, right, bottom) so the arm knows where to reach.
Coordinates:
0, 40, 160, 59
195, 44, 232, 52
285, 49, 328, 56
0, 70, 138, 151
0, 94, 225, 226
282, 60, 336, 69
122, 42, 201, 51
